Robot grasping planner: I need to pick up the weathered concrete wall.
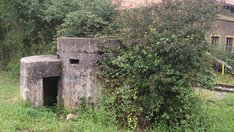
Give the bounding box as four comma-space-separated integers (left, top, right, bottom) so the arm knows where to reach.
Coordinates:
20, 55, 62, 106
57, 37, 118, 109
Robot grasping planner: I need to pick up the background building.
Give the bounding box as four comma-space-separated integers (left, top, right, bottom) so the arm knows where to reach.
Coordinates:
114, 0, 234, 53
211, 2, 234, 53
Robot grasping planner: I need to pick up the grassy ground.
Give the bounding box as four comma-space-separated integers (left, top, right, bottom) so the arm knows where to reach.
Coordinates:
196, 72, 234, 131
0, 71, 119, 131
1, 71, 234, 131
215, 72, 234, 85
208, 95, 234, 131
197, 89, 234, 132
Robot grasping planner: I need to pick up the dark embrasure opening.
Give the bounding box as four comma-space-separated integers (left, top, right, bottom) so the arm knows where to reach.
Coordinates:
70, 59, 79, 64
43, 77, 59, 107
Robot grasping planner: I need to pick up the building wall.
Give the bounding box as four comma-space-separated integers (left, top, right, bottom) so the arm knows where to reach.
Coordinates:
210, 18, 234, 52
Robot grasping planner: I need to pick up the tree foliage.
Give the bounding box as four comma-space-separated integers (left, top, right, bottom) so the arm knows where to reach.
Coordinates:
100, 0, 222, 130
0, 0, 226, 130
0, 0, 115, 74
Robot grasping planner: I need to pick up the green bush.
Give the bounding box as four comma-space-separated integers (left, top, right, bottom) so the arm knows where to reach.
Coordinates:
57, 11, 110, 37
47, 0, 116, 37
211, 47, 234, 69
100, 0, 222, 130
0, 0, 116, 74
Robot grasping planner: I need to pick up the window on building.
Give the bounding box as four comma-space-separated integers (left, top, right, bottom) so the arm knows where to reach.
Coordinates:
226, 37, 233, 53
211, 36, 220, 46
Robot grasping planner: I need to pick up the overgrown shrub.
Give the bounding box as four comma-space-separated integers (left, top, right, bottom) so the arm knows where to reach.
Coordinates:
211, 47, 234, 69
53, 0, 116, 37
100, 0, 222, 130
57, 11, 110, 37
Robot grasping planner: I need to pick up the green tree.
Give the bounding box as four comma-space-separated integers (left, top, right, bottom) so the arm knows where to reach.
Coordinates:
0, 0, 115, 74
55, 0, 116, 37
100, 0, 222, 130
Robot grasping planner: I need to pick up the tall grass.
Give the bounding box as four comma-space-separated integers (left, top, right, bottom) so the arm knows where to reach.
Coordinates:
1, 71, 234, 131
0, 71, 120, 131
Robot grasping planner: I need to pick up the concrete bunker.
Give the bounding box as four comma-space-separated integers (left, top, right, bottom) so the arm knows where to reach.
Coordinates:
20, 37, 119, 109
57, 37, 119, 109
20, 55, 62, 107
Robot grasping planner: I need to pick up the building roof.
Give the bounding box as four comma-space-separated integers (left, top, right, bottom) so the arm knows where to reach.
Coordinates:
114, 0, 234, 8
113, 0, 161, 8
225, 0, 234, 5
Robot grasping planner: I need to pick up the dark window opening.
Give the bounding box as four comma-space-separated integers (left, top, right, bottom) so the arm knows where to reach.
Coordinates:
70, 59, 79, 64
43, 77, 59, 107
226, 37, 233, 53
211, 36, 219, 46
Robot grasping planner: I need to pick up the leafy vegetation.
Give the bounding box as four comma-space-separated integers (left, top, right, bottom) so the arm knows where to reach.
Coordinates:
0, 0, 116, 75
1, 72, 234, 131
0, 0, 233, 131
100, 0, 223, 130
211, 47, 234, 69
215, 72, 234, 85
